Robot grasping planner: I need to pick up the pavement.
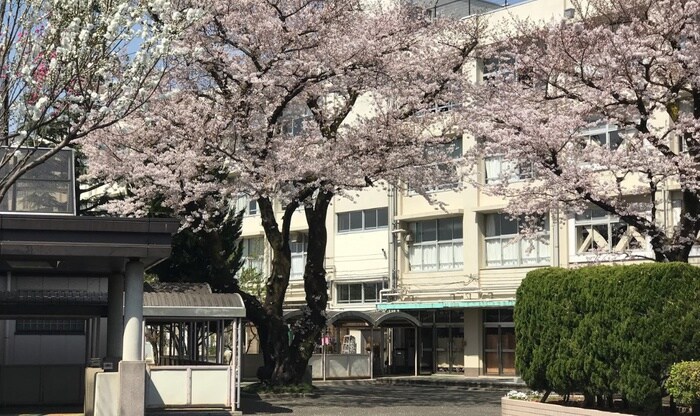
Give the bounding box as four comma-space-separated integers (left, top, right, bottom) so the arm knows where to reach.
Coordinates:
243, 381, 506, 416
0, 375, 522, 415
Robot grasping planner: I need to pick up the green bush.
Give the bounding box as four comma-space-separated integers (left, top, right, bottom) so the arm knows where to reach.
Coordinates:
515, 263, 700, 411
667, 361, 700, 407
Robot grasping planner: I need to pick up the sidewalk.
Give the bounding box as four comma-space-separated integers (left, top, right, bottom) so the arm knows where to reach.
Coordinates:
313, 374, 526, 390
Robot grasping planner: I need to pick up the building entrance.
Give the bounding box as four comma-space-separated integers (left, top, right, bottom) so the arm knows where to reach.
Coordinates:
483, 308, 515, 376
409, 309, 465, 374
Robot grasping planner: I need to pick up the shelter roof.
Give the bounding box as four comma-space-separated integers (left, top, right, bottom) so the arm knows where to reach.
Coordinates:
143, 292, 245, 321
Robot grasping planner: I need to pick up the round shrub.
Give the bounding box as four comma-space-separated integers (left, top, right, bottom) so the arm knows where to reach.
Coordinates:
667, 361, 700, 408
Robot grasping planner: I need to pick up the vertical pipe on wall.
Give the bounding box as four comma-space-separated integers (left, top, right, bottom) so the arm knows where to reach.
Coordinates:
388, 184, 400, 294
552, 210, 560, 267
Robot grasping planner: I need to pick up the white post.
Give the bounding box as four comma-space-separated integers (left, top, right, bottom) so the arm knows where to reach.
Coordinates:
370, 328, 374, 380
122, 259, 144, 361
237, 319, 242, 409
322, 333, 327, 382
230, 320, 237, 410
414, 328, 419, 377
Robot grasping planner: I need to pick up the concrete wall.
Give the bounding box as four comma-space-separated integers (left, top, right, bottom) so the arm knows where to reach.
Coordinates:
0, 365, 84, 405
309, 354, 371, 379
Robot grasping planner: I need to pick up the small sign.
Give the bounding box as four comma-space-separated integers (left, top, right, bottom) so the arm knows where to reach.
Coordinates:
88, 357, 102, 368
102, 362, 113, 371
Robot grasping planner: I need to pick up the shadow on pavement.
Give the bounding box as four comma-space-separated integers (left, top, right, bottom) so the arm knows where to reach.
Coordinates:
241, 394, 293, 414
279, 384, 502, 409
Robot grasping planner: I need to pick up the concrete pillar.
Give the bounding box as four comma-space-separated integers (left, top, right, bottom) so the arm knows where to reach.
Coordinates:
119, 361, 146, 415
122, 259, 144, 362
464, 308, 481, 377
106, 273, 124, 360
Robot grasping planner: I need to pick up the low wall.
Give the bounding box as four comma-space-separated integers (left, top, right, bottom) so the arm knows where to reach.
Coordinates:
146, 365, 233, 409
94, 372, 119, 416
501, 397, 630, 416
309, 354, 370, 379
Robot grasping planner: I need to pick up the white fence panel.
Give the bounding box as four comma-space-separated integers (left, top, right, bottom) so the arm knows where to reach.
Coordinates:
146, 366, 232, 409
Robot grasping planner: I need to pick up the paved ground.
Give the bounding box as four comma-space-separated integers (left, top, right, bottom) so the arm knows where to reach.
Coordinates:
242, 381, 505, 416
0, 377, 511, 415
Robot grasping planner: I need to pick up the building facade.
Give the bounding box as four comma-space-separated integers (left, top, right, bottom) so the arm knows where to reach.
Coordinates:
235, 0, 699, 380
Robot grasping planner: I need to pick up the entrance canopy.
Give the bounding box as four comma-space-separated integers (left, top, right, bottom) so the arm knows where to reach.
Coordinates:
0, 215, 177, 277
284, 309, 420, 328
0, 215, 178, 318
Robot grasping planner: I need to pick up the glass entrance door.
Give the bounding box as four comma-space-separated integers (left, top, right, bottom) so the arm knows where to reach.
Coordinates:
483, 309, 516, 376
420, 327, 434, 374
484, 326, 515, 375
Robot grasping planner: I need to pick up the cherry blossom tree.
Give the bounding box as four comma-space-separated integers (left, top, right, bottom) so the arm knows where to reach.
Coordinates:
83, 0, 485, 385
0, 0, 196, 205
463, 0, 700, 262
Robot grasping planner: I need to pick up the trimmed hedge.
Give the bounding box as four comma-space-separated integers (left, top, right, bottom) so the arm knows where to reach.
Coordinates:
515, 263, 700, 411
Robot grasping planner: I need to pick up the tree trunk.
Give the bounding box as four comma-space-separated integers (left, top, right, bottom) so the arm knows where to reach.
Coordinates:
234, 190, 333, 386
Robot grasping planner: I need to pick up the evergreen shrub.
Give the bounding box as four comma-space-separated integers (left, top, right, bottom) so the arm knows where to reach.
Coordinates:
515, 263, 700, 411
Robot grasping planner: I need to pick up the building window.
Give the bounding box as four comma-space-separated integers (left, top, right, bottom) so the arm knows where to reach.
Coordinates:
280, 106, 313, 136
408, 217, 463, 272
419, 101, 462, 115
290, 233, 308, 279
484, 156, 533, 185
0, 148, 75, 214
481, 56, 514, 82
247, 200, 258, 215
427, 136, 463, 191
575, 208, 645, 254
677, 135, 696, 154
484, 213, 549, 267
241, 237, 264, 273
15, 319, 84, 335
580, 124, 623, 150
234, 196, 258, 216
336, 282, 384, 304
337, 208, 388, 232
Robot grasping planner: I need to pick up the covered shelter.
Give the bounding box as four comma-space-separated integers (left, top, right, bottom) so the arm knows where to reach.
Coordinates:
0, 214, 177, 414
133, 288, 245, 412
283, 309, 420, 379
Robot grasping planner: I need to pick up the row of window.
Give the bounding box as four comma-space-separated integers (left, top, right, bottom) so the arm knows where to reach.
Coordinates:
336, 282, 383, 304
15, 319, 84, 335
338, 208, 388, 232
240, 209, 650, 275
